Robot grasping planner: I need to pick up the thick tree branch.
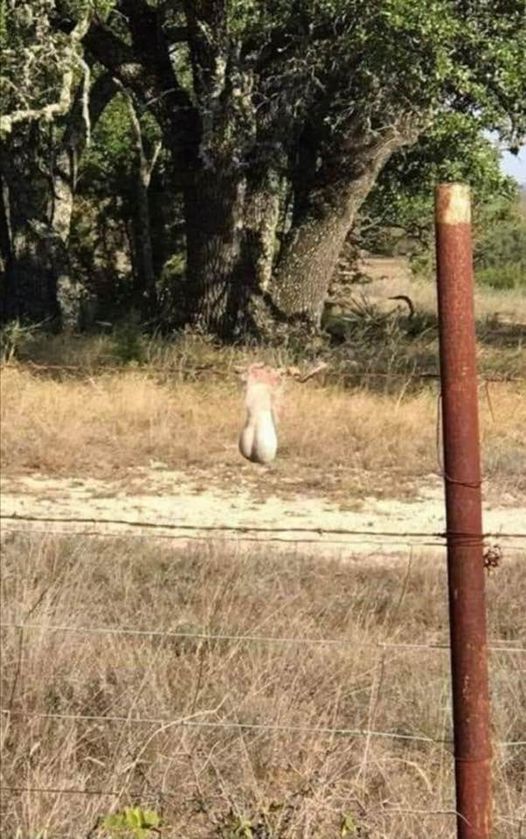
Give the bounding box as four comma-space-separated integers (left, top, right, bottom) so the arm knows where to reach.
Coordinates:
59, 72, 119, 186
82, 15, 198, 170
0, 15, 90, 135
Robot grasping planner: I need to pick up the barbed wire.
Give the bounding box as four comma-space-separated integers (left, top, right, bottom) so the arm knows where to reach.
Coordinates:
2, 513, 524, 542
4, 525, 526, 556
0, 524, 450, 550
2, 359, 525, 384
3, 525, 525, 560
2, 622, 524, 655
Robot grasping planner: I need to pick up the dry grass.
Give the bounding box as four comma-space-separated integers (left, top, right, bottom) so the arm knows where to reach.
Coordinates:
1, 364, 525, 500
1, 534, 525, 838
405, 277, 526, 324
2, 272, 525, 502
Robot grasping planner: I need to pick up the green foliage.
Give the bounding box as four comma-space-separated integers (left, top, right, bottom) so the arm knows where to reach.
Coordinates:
0, 320, 41, 362
475, 198, 526, 263
227, 0, 525, 140
220, 814, 257, 838
82, 94, 162, 190
361, 112, 517, 254
403, 192, 526, 290
0, 1, 117, 133
0, 0, 6, 48
2, 0, 525, 336
476, 262, 526, 290
473, 192, 526, 289
101, 806, 161, 839
216, 804, 294, 839
82, 95, 134, 185
111, 314, 146, 364
341, 811, 360, 836
0, 1, 84, 131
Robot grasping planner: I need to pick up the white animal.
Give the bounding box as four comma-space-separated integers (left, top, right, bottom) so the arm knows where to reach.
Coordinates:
239, 364, 282, 464
238, 361, 327, 465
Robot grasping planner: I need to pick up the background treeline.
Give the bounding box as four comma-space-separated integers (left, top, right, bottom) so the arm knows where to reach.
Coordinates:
0, 0, 525, 343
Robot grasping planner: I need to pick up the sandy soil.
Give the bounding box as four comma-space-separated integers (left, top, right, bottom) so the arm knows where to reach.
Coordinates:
1, 468, 524, 559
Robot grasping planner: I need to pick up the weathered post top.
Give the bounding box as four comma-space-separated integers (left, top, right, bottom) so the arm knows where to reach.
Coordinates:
435, 182, 471, 225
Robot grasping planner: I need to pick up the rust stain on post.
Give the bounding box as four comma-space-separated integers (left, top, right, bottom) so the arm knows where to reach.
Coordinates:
435, 183, 492, 839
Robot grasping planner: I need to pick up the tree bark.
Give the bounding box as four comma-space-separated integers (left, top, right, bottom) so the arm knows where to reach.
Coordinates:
0, 129, 61, 324
268, 119, 422, 328
122, 91, 162, 317
177, 0, 261, 337
52, 73, 118, 327
0, 175, 11, 276
181, 171, 246, 337
243, 169, 282, 294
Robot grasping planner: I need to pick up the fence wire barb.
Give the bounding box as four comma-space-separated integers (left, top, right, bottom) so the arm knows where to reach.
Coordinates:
3, 525, 525, 555
0, 525, 451, 550
2, 622, 525, 655
1, 513, 525, 541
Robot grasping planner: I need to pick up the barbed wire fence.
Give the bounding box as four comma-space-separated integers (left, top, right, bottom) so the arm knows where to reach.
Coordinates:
1, 345, 525, 833
1, 512, 525, 835
3, 358, 526, 384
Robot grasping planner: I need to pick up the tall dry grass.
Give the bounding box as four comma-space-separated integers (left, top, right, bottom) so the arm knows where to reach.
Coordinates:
1, 534, 525, 837
1, 365, 525, 499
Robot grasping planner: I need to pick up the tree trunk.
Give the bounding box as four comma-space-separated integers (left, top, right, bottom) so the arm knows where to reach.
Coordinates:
269, 120, 421, 328
243, 169, 282, 294
81, 4, 269, 340
180, 170, 246, 337
51, 73, 117, 328
133, 168, 158, 317
0, 130, 61, 324
122, 91, 162, 318
0, 175, 11, 277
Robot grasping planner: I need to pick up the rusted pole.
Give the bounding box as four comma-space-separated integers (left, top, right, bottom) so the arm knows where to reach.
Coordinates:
435, 183, 492, 839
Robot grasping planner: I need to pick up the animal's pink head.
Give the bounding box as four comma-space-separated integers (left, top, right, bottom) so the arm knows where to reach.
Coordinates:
242, 363, 283, 420
245, 363, 282, 389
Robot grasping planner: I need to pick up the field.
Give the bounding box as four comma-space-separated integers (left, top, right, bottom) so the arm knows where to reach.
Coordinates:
1, 536, 525, 838
1, 274, 525, 838
1, 275, 526, 502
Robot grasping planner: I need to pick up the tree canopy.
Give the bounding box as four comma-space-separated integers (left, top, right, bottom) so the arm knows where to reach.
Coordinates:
1, 0, 525, 338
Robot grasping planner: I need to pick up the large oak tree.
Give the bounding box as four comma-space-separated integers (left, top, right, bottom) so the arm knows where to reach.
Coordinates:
2, 0, 525, 337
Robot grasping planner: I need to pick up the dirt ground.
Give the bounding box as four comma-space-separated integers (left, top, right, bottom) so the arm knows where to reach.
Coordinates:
1, 468, 524, 558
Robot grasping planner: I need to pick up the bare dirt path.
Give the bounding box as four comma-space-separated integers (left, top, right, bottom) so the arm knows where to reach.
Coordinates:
1, 469, 524, 558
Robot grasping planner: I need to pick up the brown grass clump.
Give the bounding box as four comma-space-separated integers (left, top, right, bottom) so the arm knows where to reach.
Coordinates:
1, 534, 525, 837
2, 365, 525, 499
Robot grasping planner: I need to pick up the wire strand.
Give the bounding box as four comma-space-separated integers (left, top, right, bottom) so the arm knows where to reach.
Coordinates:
2, 709, 524, 747
0, 525, 449, 550
3, 360, 525, 384
0, 709, 445, 744
2, 622, 524, 655
2, 513, 525, 541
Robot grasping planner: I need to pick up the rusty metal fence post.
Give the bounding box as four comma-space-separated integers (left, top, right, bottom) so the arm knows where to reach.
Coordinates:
435, 183, 492, 839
